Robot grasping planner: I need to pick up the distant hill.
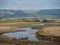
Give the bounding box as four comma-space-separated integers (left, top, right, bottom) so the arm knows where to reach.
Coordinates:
0, 9, 60, 19
0, 10, 28, 18
38, 9, 60, 15
26, 9, 60, 18
38, 9, 60, 16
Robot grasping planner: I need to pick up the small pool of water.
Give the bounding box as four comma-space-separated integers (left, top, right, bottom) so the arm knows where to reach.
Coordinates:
2, 28, 38, 41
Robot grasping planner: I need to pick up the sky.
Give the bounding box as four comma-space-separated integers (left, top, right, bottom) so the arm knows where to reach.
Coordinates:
0, 0, 60, 10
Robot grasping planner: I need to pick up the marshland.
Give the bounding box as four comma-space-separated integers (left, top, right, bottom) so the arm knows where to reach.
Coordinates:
0, 18, 60, 45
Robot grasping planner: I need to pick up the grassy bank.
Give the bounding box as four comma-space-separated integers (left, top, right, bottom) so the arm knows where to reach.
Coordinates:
36, 26, 60, 42
38, 26, 60, 37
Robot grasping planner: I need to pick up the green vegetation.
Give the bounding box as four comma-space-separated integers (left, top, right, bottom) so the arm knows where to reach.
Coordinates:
31, 26, 43, 29
38, 29, 45, 35
31, 26, 40, 29
0, 19, 24, 23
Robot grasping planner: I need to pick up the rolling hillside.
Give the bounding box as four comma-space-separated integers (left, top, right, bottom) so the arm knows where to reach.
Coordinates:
36, 9, 60, 18
0, 9, 60, 19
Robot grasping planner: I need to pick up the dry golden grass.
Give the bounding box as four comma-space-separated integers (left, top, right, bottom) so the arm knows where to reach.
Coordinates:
0, 26, 21, 34
0, 26, 11, 30
43, 26, 60, 36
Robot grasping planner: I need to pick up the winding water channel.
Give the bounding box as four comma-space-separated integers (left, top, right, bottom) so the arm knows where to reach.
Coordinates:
2, 28, 38, 41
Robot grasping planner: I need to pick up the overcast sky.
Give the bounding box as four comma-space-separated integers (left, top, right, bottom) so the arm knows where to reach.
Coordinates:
0, 0, 60, 10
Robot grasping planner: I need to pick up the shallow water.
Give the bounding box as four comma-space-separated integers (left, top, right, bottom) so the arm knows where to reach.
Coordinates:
2, 28, 38, 41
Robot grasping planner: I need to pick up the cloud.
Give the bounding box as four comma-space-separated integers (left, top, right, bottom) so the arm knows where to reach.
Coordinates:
14, 0, 27, 3
0, 0, 60, 9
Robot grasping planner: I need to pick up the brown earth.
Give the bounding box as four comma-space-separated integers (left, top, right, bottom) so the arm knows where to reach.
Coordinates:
0, 43, 14, 45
